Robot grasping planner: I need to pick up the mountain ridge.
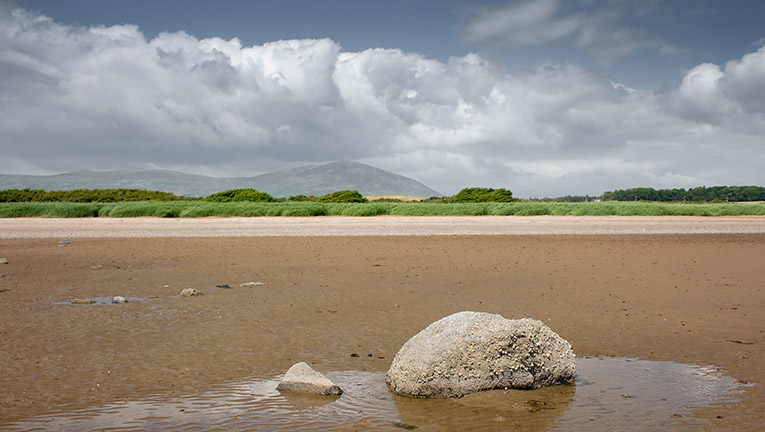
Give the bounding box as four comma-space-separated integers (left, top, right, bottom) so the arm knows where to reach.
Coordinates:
0, 161, 442, 198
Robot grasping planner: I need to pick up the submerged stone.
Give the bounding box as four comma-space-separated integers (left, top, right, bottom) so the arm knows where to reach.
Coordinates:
277, 362, 343, 395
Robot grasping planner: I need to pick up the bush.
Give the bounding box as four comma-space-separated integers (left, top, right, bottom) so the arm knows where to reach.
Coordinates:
444, 187, 515, 203
0, 188, 187, 203
203, 188, 277, 203
318, 190, 368, 203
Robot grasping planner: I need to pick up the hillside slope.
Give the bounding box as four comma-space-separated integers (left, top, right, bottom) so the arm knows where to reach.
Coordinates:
0, 161, 442, 198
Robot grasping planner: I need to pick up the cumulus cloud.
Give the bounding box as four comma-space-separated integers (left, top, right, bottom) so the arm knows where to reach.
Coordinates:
1, 7, 765, 197
462, 0, 678, 65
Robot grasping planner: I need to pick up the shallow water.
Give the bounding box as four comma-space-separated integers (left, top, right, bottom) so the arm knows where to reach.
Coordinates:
53, 297, 145, 305
2, 358, 743, 431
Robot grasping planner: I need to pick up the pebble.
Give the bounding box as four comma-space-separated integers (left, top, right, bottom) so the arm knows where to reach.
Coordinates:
216, 284, 232, 289
0, 258, 8, 264
58, 239, 70, 247
112, 296, 128, 304
180, 288, 203, 297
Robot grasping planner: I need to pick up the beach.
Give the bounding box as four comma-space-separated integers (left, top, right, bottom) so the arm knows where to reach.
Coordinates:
1, 217, 764, 430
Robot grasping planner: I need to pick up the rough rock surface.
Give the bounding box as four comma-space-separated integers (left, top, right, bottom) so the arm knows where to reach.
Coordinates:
180, 288, 203, 297
386, 311, 576, 398
276, 362, 343, 395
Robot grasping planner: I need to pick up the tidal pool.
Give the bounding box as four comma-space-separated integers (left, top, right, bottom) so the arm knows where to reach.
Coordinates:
2, 357, 745, 431
54, 297, 145, 305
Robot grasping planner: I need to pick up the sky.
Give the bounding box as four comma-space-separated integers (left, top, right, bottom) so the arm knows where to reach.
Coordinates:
1, 0, 764, 197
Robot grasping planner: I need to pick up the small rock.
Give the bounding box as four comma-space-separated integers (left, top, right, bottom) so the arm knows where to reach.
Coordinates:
112, 296, 128, 304
0, 258, 8, 264
240, 281, 264, 287
180, 288, 203, 297
216, 284, 232, 289
58, 239, 70, 247
350, 353, 360, 357
91, 265, 104, 270
277, 362, 343, 395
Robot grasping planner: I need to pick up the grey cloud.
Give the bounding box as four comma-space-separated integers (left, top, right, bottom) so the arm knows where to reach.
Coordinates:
462, 0, 677, 65
1, 7, 765, 197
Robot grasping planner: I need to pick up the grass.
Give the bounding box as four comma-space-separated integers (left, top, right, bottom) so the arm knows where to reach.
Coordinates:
1, 201, 765, 218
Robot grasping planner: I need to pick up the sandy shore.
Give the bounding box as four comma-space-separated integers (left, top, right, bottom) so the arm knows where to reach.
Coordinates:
0, 217, 763, 430
3, 215, 765, 238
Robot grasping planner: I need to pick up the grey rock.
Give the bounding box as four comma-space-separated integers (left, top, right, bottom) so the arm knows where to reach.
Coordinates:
277, 362, 343, 395
0, 258, 8, 264
180, 288, 203, 297
112, 296, 128, 304
386, 311, 576, 398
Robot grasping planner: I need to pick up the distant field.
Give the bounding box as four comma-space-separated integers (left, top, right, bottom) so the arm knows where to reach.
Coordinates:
2, 201, 765, 217
365, 195, 426, 202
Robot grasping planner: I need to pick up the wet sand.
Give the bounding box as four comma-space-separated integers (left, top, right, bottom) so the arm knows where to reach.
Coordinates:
1, 217, 764, 430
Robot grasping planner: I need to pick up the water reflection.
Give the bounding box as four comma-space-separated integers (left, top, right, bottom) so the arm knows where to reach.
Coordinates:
2, 358, 743, 431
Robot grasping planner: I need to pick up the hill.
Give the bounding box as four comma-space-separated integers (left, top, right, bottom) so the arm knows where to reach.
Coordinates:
0, 161, 442, 198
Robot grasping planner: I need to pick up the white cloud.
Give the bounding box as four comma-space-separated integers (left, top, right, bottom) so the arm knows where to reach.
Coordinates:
1, 7, 765, 197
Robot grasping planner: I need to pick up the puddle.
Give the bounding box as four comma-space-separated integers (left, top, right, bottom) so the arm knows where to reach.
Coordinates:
1, 358, 745, 431
54, 297, 145, 305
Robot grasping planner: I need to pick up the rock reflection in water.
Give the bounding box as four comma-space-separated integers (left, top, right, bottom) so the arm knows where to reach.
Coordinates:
2, 358, 743, 432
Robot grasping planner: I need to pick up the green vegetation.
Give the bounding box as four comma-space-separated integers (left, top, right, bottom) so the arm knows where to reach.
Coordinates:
2, 200, 765, 218
203, 188, 277, 202
318, 190, 368, 203
0, 188, 187, 203
442, 187, 516, 203
602, 186, 765, 202
2, 185, 765, 218
529, 195, 598, 202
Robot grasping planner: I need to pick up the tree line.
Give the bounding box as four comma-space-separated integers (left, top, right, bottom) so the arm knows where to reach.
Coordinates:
3, 185, 763, 204
601, 186, 765, 202
0, 187, 515, 203
0, 188, 188, 203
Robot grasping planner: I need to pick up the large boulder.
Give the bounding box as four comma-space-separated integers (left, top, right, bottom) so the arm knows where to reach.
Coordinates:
277, 362, 343, 395
386, 311, 576, 398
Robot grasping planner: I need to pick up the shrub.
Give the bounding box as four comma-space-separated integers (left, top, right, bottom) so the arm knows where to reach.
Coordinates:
318, 190, 368, 203
0, 188, 187, 203
203, 188, 277, 203
444, 187, 515, 203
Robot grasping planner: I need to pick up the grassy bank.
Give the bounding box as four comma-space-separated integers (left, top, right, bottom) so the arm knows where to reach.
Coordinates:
2, 201, 765, 218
